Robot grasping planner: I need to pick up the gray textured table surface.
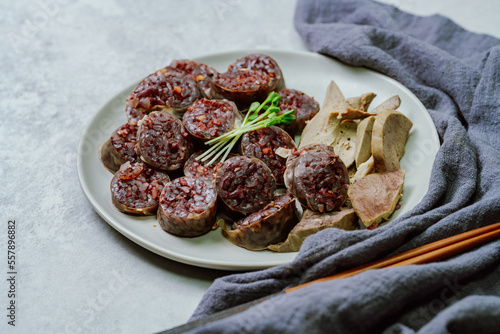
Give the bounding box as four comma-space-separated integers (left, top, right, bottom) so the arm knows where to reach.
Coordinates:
1, 1, 499, 333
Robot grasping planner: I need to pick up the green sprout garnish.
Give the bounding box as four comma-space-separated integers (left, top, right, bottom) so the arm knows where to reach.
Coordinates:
196, 92, 295, 165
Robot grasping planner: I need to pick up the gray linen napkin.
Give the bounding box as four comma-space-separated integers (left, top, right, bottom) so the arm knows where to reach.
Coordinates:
187, 1, 500, 332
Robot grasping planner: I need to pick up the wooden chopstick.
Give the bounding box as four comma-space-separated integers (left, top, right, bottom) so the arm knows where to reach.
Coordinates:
286, 221, 500, 292
160, 222, 500, 333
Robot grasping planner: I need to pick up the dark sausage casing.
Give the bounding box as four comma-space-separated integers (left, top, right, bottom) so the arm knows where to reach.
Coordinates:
157, 177, 217, 237
284, 144, 349, 213
223, 192, 298, 250
110, 162, 170, 216
99, 123, 138, 173
240, 126, 296, 185
215, 156, 276, 214
136, 111, 193, 171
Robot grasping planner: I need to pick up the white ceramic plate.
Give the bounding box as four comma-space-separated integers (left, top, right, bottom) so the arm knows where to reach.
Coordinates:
77, 50, 440, 271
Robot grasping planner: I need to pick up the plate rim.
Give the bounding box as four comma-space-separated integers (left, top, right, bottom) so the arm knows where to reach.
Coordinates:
77, 49, 440, 271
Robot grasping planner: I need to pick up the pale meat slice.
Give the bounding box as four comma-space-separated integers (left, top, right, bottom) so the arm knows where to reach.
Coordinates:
299, 81, 347, 148
354, 116, 375, 168
337, 108, 375, 120
347, 92, 376, 111
321, 80, 346, 111
371, 95, 401, 115
268, 208, 357, 252
347, 164, 357, 181
351, 155, 375, 184
275, 147, 292, 159
333, 120, 358, 168
372, 110, 413, 172
301, 112, 341, 147
348, 169, 405, 227
299, 81, 375, 148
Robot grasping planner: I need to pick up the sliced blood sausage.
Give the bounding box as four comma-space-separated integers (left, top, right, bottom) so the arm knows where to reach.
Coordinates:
277, 88, 320, 135
240, 126, 296, 185
284, 144, 349, 213
211, 69, 271, 110
215, 156, 276, 214
284, 144, 333, 171
182, 99, 237, 141
126, 105, 151, 126
110, 162, 170, 216
184, 151, 238, 183
136, 111, 193, 171
126, 70, 200, 113
165, 59, 218, 98
100, 123, 138, 173
157, 177, 217, 237
228, 54, 285, 93
222, 192, 298, 250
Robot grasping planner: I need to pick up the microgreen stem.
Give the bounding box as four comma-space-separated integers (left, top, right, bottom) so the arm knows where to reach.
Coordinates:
197, 139, 227, 161
195, 92, 295, 165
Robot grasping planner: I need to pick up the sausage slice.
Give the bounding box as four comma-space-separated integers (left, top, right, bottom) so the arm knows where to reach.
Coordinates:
165, 59, 218, 98
215, 156, 276, 214
184, 151, 238, 183
127, 70, 200, 113
183, 99, 238, 142
277, 88, 319, 135
223, 192, 298, 250
284, 144, 349, 213
136, 111, 193, 171
211, 69, 272, 110
99, 123, 138, 173
157, 177, 217, 237
110, 162, 170, 216
228, 54, 285, 93
240, 126, 296, 184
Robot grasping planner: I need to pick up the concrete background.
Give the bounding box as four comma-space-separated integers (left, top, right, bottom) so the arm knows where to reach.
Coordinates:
1, 0, 499, 333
